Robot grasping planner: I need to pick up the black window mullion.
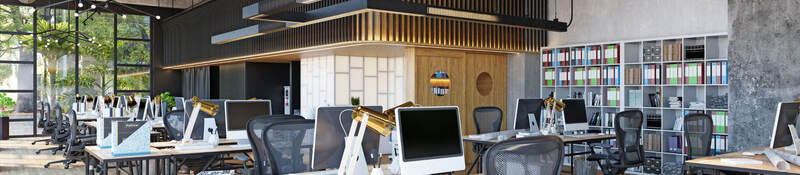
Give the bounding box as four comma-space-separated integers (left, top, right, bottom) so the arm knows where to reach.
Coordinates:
117, 64, 150, 67
116, 37, 151, 42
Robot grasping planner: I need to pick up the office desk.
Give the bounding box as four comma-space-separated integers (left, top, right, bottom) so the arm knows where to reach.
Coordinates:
288, 164, 393, 175
77, 113, 99, 121
85, 146, 171, 175
150, 139, 240, 148
686, 147, 800, 175
84, 121, 165, 130
462, 133, 616, 175
151, 141, 252, 173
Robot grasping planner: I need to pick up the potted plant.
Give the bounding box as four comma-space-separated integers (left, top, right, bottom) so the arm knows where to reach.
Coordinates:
350, 96, 360, 106
159, 92, 176, 112
0, 92, 16, 140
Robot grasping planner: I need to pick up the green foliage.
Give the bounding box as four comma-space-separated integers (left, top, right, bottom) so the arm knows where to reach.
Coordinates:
350, 97, 360, 106
159, 92, 175, 108
0, 92, 15, 117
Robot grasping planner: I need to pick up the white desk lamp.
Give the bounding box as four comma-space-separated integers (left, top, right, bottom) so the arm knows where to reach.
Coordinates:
175, 96, 220, 151
338, 102, 415, 175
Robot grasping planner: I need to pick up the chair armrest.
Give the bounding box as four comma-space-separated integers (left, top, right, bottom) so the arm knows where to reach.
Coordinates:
234, 155, 252, 163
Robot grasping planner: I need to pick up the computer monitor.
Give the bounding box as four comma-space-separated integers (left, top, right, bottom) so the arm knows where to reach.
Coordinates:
514, 98, 544, 131
112, 96, 121, 108
311, 106, 383, 170
224, 100, 272, 141
135, 97, 149, 121
771, 102, 800, 149
185, 99, 231, 139
395, 106, 465, 174
562, 99, 589, 131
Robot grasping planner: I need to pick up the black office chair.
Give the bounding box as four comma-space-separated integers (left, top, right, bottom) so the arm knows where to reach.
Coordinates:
684, 113, 714, 174
162, 110, 185, 141
35, 105, 70, 155
237, 115, 305, 175
588, 110, 644, 175
263, 119, 315, 174
32, 102, 53, 145
471, 106, 503, 173
482, 136, 564, 175
44, 109, 96, 169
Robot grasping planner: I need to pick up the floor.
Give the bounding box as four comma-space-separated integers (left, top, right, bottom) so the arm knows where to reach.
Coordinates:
0, 137, 84, 175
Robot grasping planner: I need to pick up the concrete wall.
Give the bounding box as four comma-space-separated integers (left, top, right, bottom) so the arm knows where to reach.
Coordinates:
506, 53, 541, 129
728, 0, 800, 151
547, 0, 728, 46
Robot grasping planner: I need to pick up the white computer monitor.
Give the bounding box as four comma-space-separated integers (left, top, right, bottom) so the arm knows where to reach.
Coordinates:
224, 100, 272, 141
770, 102, 800, 149
514, 98, 544, 131
562, 99, 589, 131
395, 106, 465, 174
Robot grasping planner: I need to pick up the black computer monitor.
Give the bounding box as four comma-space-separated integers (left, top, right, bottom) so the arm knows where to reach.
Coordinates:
135, 100, 147, 121
514, 99, 543, 130
562, 99, 589, 131
771, 102, 800, 149
224, 100, 272, 141
184, 99, 229, 139
395, 106, 464, 174
311, 106, 382, 170
112, 97, 121, 108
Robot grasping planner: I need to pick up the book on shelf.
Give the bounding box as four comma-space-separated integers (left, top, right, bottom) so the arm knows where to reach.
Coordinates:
589, 112, 601, 126
542, 50, 552, 67
643, 64, 662, 85
574, 68, 586, 85
589, 67, 602, 85
713, 111, 728, 134
667, 135, 683, 153
603, 66, 620, 85
607, 87, 619, 106
666, 63, 684, 85
557, 68, 570, 85
587, 91, 602, 107
644, 133, 662, 152
684, 62, 705, 84
707, 62, 729, 84
714, 135, 728, 153
604, 44, 620, 64
555, 48, 569, 66
664, 43, 683, 61
589, 46, 601, 65
544, 68, 556, 86
573, 47, 587, 66
628, 90, 643, 107
626, 67, 642, 85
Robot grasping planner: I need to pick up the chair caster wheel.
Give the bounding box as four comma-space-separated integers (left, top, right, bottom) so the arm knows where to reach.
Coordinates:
64, 165, 69, 169
35, 151, 41, 154
44, 164, 50, 168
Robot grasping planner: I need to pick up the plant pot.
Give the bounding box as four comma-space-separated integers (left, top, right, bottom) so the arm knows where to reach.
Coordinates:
1, 117, 9, 140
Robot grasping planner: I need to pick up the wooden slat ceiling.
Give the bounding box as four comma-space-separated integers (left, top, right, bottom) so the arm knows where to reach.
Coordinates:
95, 0, 201, 9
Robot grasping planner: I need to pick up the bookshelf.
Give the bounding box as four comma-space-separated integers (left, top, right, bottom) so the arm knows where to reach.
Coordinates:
541, 33, 729, 175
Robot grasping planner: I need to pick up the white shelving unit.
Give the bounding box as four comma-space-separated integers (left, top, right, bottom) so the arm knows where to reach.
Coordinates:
541, 33, 729, 175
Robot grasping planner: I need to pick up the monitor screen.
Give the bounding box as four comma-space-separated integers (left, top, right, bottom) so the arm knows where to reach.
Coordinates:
136, 100, 147, 120
398, 107, 463, 161
772, 102, 800, 148
515, 99, 543, 130
563, 99, 589, 124
225, 100, 271, 135
112, 97, 121, 108
185, 99, 230, 139
312, 106, 382, 170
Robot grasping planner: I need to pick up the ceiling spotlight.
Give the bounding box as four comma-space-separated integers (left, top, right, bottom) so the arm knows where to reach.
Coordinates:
91, 4, 96, 9
155, 16, 161, 20
78, 2, 83, 8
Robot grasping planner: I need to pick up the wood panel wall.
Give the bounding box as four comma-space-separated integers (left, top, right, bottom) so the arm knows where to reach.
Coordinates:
411, 47, 507, 166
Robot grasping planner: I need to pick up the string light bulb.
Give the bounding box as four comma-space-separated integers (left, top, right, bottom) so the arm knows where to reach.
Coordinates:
155, 15, 160, 20
78, 2, 83, 7
122, 14, 126, 19
91, 4, 96, 9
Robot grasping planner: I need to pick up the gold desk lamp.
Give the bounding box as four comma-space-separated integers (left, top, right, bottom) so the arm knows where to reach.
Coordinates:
542, 92, 565, 134
339, 101, 416, 175
176, 97, 220, 149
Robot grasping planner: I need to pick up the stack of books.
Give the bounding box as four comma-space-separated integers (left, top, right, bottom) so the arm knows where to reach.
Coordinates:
625, 67, 642, 85
684, 62, 705, 84
606, 88, 620, 106
586, 91, 602, 106
572, 47, 587, 65
604, 66, 620, 85
643, 64, 661, 85
644, 133, 662, 152
663, 42, 683, 61
573, 68, 586, 85
628, 90, 643, 107
713, 111, 729, 134
604, 44, 620, 64
667, 135, 683, 153
706, 62, 728, 84
666, 64, 684, 85
688, 101, 705, 109
557, 68, 570, 85
542, 50, 553, 67
555, 48, 569, 66
588, 67, 602, 85
544, 68, 556, 86
668, 97, 682, 108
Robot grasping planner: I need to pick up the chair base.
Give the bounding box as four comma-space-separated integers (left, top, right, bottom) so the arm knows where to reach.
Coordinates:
35, 145, 62, 155
44, 158, 79, 169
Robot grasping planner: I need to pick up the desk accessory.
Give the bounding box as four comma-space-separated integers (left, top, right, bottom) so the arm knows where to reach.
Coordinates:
763, 149, 790, 170
111, 121, 151, 156
97, 117, 129, 148
175, 97, 219, 151
339, 101, 415, 175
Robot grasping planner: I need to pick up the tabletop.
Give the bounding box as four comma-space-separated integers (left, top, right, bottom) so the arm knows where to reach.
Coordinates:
150, 139, 240, 148
85, 146, 170, 162
463, 133, 616, 145
84, 121, 165, 129
686, 147, 800, 175
156, 145, 252, 156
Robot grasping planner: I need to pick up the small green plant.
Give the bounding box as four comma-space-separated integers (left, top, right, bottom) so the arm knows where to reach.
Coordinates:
350, 97, 360, 106
0, 93, 16, 117
159, 92, 176, 108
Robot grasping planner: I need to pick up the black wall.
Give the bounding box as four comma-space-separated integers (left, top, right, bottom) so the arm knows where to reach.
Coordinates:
218, 62, 295, 115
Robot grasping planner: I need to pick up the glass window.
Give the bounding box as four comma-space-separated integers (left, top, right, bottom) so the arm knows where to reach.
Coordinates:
117, 15, 150, 39
117, 40, 150, 65
79, 12, 114, 96
116, 66, 150, 91
0, 34, 34, 61
1, 92, 36, 135
0, 63, 34, 90
0, 5, 34, 33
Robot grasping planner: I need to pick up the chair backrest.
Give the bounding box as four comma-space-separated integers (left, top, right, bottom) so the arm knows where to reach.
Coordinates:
615, 110, 644, 165
263, 119, 315, 174
247, 115, 305, 175
474, 106, 503, 134
162, 110, 185, 141
483, 136, 564, 175
685, 113, 713, 158
67, 110, 77, 143
54, 105, 64, 131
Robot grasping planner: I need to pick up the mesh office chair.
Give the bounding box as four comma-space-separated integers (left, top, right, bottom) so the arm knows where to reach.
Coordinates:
472, 106, 503, 173
685, 113, 713, 174
237, 115, 305, 175
163, 110, 185, 141
32, 103, 53, 145
263, 119, 315, 174
588, 110, 644, 175
36, 106, 70, 155
482, 136, 564, 175
44, 110, 96, 169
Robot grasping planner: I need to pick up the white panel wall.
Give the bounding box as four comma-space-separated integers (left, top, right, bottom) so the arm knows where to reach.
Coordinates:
300, 55, 406, 118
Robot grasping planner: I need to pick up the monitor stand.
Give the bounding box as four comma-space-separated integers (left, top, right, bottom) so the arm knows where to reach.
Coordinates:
231, 139, 250, 148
